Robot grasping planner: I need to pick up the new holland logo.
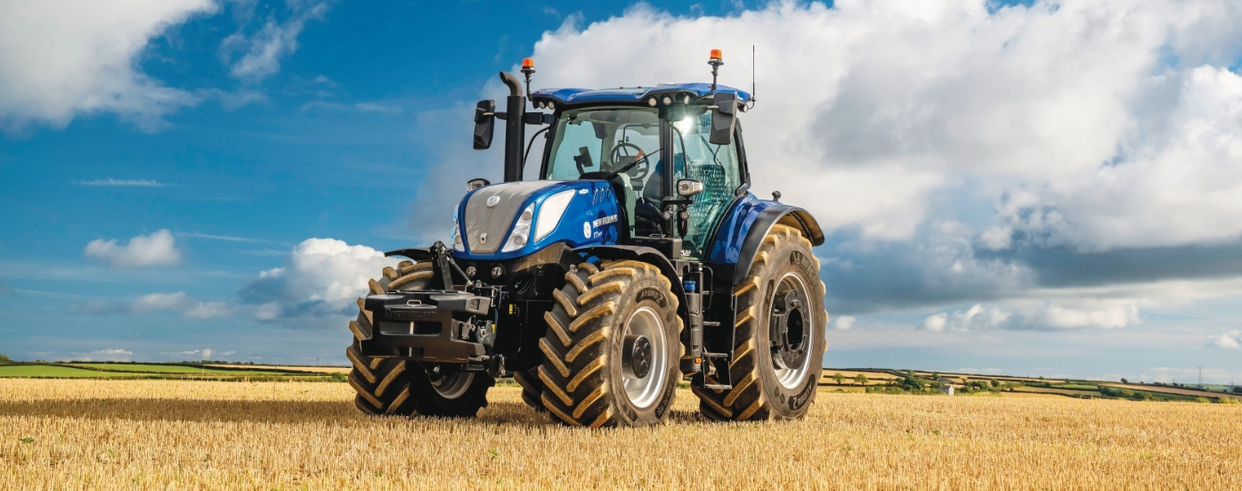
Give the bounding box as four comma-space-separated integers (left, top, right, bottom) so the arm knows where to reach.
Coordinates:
486, 196, 501, 207
592, 215, 618, 228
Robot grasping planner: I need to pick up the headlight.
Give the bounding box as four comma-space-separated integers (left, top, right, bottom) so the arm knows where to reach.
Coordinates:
535, 190, 576, 241
451, 208, 464, 252
501, 204, 535, 252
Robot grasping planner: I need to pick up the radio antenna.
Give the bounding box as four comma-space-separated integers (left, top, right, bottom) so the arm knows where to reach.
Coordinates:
749, 45, 757, 109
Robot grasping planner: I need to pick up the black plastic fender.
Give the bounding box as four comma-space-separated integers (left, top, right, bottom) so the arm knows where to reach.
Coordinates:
731, 205, 824, 285
384, 248, 433, 261
572, 245, 689, 324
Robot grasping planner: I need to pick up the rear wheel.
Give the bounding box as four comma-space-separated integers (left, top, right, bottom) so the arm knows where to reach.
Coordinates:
347, 261, 493, 417
538, 260, 683, 427
693, 224, 828, 421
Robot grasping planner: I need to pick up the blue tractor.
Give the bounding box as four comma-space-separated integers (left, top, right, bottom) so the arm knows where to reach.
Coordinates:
347, 51, 827, 427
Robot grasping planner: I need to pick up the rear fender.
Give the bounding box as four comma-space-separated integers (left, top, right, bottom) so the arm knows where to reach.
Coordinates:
706, 195, 824, 285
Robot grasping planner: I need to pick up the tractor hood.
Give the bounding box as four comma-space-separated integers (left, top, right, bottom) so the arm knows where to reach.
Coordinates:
452, 180, 622, 260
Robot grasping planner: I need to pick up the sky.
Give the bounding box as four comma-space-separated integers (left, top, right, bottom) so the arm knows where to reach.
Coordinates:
2, 0, 1241, 384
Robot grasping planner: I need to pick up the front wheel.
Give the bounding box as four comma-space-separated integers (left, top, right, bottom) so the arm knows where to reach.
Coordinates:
538, 260, 683, 427
694, 224, 828, 421
347, 261, 493, 418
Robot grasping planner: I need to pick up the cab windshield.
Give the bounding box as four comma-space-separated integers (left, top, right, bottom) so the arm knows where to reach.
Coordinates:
544, 107, 661, 182
542, 104, 743, 257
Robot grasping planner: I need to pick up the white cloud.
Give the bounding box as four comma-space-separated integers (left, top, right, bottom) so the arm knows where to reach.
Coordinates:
85, 229, 182, 269
183, 301, 232, 319
128, 291, 187, 315
833, 315, 855, 330
238, 238, 398, 326
524, 0, 1242, 247
1211, 330, 1242, 349
299, 101, 404, 115
0, 0, 217, 131
201, 348, 212, 359
921, 312, 949, 332
86, 348, 133, 362
998, 65, 1242, 250
220, 1, 331, 84
77, 178, 165, 187
354, 102, 403, 114
194, 88, 269, 110
920, 300, 1140, 332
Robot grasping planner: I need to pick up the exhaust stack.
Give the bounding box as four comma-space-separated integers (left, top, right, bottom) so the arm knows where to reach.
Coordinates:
499, 72, 525, 182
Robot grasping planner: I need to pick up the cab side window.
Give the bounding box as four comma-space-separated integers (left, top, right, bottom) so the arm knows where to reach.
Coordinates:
673, 111, 742, 257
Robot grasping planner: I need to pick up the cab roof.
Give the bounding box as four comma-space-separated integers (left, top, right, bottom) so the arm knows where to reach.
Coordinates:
531, 83, 751, 107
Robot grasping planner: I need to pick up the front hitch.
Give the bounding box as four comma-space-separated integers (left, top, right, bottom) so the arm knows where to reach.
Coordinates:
361, 290, 496, 364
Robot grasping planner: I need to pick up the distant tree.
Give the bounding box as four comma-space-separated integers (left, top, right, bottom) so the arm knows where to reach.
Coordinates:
1233, 386, 1242, 394
833, 373, 845, 385
0, 354, 10, 364
932, 372, 941, 380
1120, 378, 1128, 384
990, 379, 1000, 387
855, 374, 868, 386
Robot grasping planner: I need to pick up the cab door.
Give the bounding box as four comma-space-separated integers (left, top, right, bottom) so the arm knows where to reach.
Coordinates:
672, 111, 744, 258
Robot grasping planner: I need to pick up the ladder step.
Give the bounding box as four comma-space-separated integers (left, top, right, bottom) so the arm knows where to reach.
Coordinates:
703, 321, 721, 327
703, 384, 732, 390
704, 352, 729, 359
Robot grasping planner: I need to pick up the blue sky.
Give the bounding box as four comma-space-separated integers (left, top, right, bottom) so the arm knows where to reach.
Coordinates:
2, 0, 1241, 385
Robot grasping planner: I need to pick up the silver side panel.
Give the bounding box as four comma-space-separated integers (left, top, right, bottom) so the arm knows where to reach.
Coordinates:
465, 181, 560, 254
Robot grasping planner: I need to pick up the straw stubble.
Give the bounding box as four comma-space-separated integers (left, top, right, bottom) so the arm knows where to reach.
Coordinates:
1, 379, 1238, 489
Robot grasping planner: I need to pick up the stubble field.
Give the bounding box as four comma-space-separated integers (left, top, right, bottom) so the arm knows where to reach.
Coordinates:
1, 379, 1239, 489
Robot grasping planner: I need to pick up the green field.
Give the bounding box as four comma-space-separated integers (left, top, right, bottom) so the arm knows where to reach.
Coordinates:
0, 365, 130, 378
0, 363, 333, 380
1053, 384, 1099, 390
68, 363, 285, 376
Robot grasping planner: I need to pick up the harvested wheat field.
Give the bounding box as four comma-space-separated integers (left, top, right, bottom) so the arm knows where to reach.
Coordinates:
2, 379, 1239, 490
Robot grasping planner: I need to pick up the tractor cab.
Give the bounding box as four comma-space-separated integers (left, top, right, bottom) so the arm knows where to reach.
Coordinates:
535, 85, 751, 259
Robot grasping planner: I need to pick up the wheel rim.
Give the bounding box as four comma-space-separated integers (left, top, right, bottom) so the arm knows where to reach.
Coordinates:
771, 272, 814, 390
622, 306, 667, 409
427, 364, 474, 399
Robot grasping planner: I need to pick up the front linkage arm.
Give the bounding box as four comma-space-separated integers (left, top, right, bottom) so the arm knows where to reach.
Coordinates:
385, 241, 472, 291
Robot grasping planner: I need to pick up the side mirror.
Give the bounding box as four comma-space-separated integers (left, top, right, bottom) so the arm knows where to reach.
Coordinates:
677, 179, 705, 197
709, 92, 737, 145
473, 100, 495, 150
466, 178, 490, 192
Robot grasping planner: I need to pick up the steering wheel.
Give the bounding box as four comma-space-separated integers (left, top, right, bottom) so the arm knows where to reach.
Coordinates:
609, 142, 651, 181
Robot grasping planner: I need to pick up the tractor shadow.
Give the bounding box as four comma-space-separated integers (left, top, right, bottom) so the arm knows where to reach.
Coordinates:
0, 398, 363, 425
1, 396, 714, 427
0, 398, 644, 427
